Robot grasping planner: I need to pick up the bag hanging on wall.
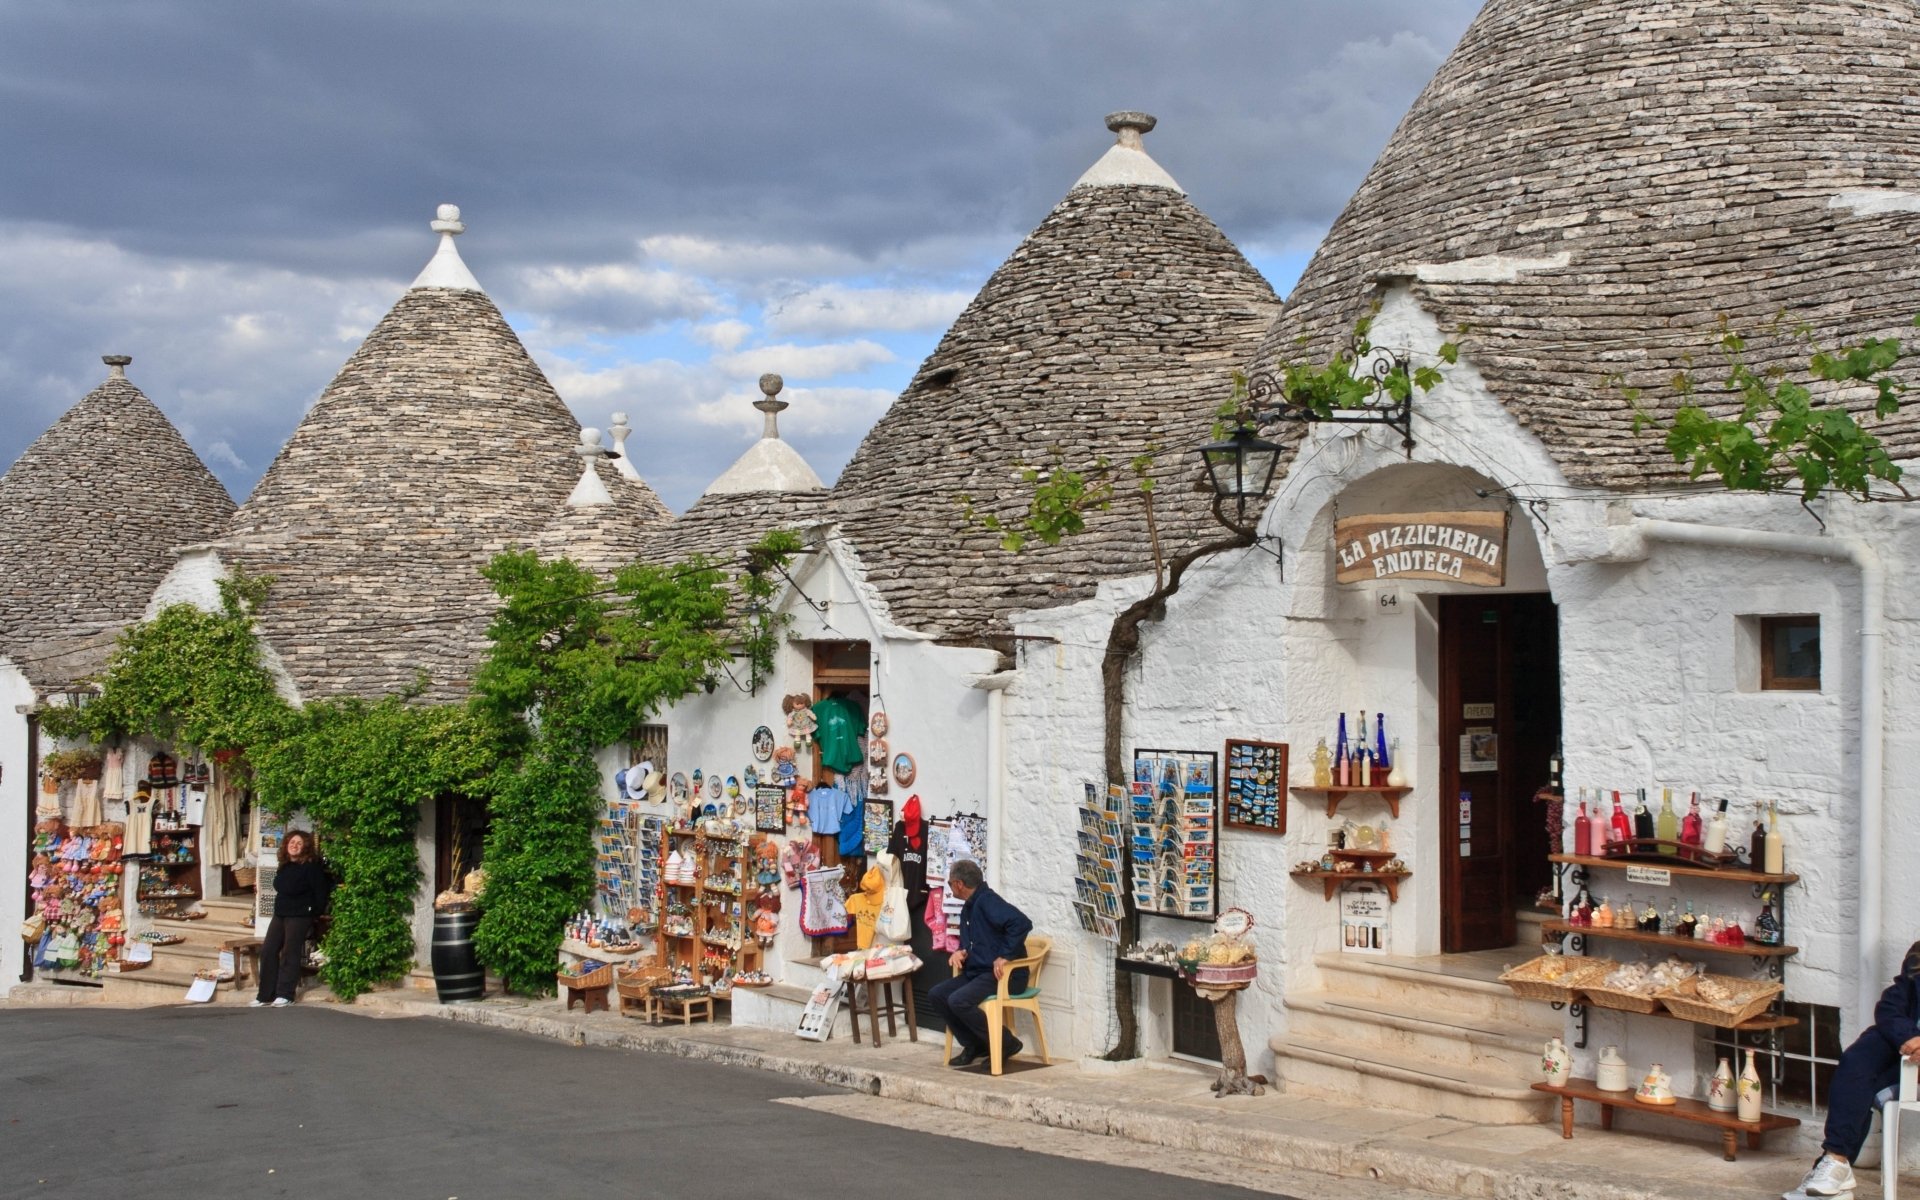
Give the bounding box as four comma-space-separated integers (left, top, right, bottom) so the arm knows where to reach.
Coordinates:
800, 867, 850, 937
875, 855, 910, 943
20, 912, 46, 942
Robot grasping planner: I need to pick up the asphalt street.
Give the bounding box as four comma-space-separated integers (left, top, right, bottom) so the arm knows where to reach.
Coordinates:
0, 1006, 1327, 1200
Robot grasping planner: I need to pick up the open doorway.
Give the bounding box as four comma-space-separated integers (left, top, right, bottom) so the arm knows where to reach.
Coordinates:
1437, 593, 1561, 953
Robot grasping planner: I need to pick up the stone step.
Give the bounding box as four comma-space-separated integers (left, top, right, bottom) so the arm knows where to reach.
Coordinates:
100, 968, 254, 1005
731, 978, 855, 1039
3, 981, 106, 1006
1273, 1031, 1555, 1126
1311, 951, 1563, 1032
1285, 989, 1552, 1077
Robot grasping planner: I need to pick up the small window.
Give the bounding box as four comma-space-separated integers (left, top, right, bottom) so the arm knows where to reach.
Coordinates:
1760, 616, 1820, 691
1702, 1001, 1841, 1113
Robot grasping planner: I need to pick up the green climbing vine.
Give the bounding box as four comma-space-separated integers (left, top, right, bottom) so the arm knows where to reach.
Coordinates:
470, 531, 802, 995
1629, 315, 1913, 502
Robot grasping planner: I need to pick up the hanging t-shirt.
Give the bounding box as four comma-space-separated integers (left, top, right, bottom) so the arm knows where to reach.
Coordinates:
887, 821, 929, 900
811, 696, 865, 775
837, 808, 866, 858
807, 784, 854, 836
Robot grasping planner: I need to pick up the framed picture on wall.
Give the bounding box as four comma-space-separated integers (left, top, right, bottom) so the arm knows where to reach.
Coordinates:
1223, 739, 1287, 834
753, 785, 786, 833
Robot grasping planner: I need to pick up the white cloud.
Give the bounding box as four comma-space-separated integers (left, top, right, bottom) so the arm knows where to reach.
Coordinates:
204, 439, 249, 471
508, 261, 722, 331
765, 283, 972, 337
639, 234, 866, 281
692, 319, 754, 351
712, 340, 895, 381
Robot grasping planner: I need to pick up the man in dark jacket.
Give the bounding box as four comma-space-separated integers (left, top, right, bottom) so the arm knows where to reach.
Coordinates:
929, 859, 1033, 1069
1789, 940, 1920, 1197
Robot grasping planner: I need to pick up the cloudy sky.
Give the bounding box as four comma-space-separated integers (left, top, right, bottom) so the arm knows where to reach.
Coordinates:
0, 1, 1482, 511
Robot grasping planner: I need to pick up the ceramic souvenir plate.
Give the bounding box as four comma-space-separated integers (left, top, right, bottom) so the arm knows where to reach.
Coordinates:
869, 711, 889, 737
751, 725, 775, 762
891, 752, 916, 787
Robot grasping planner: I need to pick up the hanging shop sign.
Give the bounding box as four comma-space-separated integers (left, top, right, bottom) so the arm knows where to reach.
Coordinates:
1334, 510, 1508, 586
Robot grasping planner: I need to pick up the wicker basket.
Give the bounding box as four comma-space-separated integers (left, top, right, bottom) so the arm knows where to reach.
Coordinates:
1498, 955, 1615, 1006
232, 867, 257, 888
1582, 978, 1664, 1014
616, 964, 669, 997
559, 962, 613, 990
1192, 961, 1259, 986
1655, 974, 1783, 1027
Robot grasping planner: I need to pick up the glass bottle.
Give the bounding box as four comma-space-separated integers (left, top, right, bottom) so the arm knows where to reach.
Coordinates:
1633, 788, 1656, 841
1655, 788, 1678, 851
1641, 897, 1661, 933
1311, 738, 1333, 787
1609, 792, 1632, 849
1334, 714, 1350, 787
1704, 797, 1730, 855
1594, 895, 1613, 928
1664, 899, 1679, 936
1374, 713, 1391, 783
1749, 805, 1768, 869
1753, 893, 1781, 947
1385, 739, 1407, 788
1680, 792, 1703, 850
1763, 800, 1784, 874
1676, 901, 1697, 940
1573, 790, 1594, 857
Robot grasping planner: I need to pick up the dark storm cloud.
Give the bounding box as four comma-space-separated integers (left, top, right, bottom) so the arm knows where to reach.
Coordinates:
0, 0, 1483, 508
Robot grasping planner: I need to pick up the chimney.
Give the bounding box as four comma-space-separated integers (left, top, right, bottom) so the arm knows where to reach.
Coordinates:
607, 412, 641, 479
1105, 110, 1157, 150
103, 354, 132, 380
754, 373, 789, 440
565, 427, 614, 507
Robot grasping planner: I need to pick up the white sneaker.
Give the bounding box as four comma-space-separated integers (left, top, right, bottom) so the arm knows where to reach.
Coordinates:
1796, 1154, 1856, 1197
248, 999, 267, 1008
271, 997, 292, 1008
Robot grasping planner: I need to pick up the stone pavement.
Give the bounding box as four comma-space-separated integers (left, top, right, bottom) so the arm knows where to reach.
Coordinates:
9, 978, 1891, 1200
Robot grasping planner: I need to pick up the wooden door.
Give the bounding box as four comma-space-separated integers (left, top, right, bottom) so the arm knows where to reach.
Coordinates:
1438, 594, 1560, 952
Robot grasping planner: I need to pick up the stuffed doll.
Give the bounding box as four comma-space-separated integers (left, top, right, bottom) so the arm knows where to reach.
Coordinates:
783, 693, 818, 750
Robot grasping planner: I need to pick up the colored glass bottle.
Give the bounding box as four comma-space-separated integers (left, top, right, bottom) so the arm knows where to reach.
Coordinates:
1311, 738, 1333, 787
1633, 788, 1656, 841
1749, 804, 1767, 869
1655, 789, 1678, 851
1680, 792, 1703, 848
1573, 790, 1594, 857
1609, 791, 1632, 848
1753, 892, 1782, 946
1374, 713, 1391, 784
1334, 714, 1350, 787
1763, 800, 1784, 874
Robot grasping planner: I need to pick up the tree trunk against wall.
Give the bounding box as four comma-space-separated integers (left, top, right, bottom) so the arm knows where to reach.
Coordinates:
1101, 504, 1253, 1061
1204, 986, 1265, 1096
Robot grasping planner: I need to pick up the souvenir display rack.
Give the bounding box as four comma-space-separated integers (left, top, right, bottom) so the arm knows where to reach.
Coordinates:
1290, 865, 1411, 903
1541, 852, 1800, 1049
136, 827, 202, 915
1223, 739, 1286, 833
28, 821, 126, 980
1072, 783, 1124, 941
1129, 750, 1218, 920
658, 825, 764, 993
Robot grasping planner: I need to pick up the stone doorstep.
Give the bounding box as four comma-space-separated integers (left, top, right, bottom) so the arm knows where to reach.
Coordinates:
335, 989, 1843, 1200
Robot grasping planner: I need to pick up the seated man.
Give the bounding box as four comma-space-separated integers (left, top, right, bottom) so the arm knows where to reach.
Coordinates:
929, 859, 1032, 1069
1790, 939, 1920, 1198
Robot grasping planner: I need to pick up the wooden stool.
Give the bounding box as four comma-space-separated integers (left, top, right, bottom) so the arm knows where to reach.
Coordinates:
221, 936, 263, 994
849, 975, 918, 1047
656, 992, 713, 1025
616, 984, 658, 1022
563, 981, 610, 1014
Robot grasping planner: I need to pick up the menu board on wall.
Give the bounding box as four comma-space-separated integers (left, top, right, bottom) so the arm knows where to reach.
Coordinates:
1223, 739, 1287, 834
1129, 749, 1218, 921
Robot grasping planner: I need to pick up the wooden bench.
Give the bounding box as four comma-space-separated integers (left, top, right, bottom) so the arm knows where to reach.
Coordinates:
1533, 1077, 1800, 1161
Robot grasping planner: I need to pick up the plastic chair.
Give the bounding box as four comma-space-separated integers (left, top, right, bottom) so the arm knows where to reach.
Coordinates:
1885, 1059, 1918, 1200
943, 935, 1052, 1076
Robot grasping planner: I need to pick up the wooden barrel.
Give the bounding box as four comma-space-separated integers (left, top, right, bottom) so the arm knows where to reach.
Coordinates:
430, 910, 483, 1002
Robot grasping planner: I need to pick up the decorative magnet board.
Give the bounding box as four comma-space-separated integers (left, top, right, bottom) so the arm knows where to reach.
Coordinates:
1129, 748, 1219, 920
1223, 739, 1287, 834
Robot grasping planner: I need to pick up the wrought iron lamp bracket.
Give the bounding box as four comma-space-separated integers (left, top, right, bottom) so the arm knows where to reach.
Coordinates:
1242, 354, 1416, 456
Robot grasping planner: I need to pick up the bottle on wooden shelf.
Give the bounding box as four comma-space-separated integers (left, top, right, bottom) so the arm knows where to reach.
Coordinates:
1573, 790, 1594, 856
1633, 788, 1656, 841
1609, 791, 1632, 849
1374, 713, 1391, 785
1655, 789, 1678, 850
1680, 792, 1704, 849
1703, 797, 1730, 855
1311, 738, 1333, 787
1385, 739, 1406, 788
1737, 1050, 1763, 1121
1764, 800, 1785, 874
1334, 714, 1350, 787
1753, 891, 1782, 946
1749, 805, 1768, 871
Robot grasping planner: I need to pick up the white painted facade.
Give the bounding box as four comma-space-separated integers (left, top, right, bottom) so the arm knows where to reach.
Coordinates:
991, 284, 1917, 1105
0, 661, 36, 995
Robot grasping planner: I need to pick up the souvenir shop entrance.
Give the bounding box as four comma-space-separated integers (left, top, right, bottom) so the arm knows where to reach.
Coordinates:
1436, 593, 1561, 953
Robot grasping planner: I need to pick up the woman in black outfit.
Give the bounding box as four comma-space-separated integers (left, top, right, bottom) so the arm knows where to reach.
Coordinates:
252, 830, 330, 1008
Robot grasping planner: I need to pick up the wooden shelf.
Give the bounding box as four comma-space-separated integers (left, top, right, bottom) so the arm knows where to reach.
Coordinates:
1116, 958, 1184, 980
1291, 868, 1409, 903
1534, 1076, 1799, 1161
1550, 854, 1797, 887
1290, 785, 1412, 819
1542, 920, 1796, 957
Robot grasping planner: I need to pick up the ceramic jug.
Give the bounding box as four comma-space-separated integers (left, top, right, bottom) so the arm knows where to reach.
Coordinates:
1541, 1037, 1572, 1087
1595, 1045, 1630, 1092
1707, 1057, 1735, 1112
1737, 1050, 1763, 1121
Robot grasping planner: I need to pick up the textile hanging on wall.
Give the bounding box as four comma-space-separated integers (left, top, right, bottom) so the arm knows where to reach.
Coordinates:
204, 766, 245, 867
800, 866, 850, 937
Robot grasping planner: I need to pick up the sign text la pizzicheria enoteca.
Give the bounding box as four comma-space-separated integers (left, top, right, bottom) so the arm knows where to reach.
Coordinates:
1333, 510, 1508, 587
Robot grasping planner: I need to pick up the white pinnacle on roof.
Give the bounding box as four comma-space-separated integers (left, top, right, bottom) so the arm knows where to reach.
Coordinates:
566, 427, 616, 507
1073, 111, 1183, 193
410, 203, 484, 291
704, 374, 826, 496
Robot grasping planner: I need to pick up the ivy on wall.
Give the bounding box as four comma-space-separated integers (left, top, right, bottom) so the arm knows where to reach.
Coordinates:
469, 533, 800, 995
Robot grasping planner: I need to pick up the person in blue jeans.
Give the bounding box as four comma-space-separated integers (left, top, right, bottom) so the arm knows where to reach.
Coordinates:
1791, 941, 1920, 1197
930, 859, 1032, 1069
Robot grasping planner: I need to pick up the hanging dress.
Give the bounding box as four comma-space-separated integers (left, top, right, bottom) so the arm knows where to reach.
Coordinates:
100, 748, 126, 802
125, 786, 155, 856
70, 779, 103, 828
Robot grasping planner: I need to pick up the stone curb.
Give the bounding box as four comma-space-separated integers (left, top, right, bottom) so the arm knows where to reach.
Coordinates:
341, 994, 1751, 1200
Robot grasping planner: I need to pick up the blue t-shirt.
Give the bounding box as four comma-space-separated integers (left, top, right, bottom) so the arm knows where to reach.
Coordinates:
808, 785, 853, 836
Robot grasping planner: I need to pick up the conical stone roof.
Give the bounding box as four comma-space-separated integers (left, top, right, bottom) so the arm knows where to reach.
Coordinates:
0, 358, 234, 689
223, 207, 668, 701
830, 113, 1281, 644
1253, 0, 1920, 489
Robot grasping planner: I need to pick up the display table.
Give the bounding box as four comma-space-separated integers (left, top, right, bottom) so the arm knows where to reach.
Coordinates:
221, 936, 263, 994
1532, 1077, 1799, 1161
849, 976, 917, 1047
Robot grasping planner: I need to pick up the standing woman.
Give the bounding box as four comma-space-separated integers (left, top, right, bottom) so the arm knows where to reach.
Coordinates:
252, 830, 331, 1008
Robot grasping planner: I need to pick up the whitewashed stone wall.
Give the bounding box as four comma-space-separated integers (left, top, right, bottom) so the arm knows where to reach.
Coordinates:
0, 663, 35, 996
995, 284, 1918, 1101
